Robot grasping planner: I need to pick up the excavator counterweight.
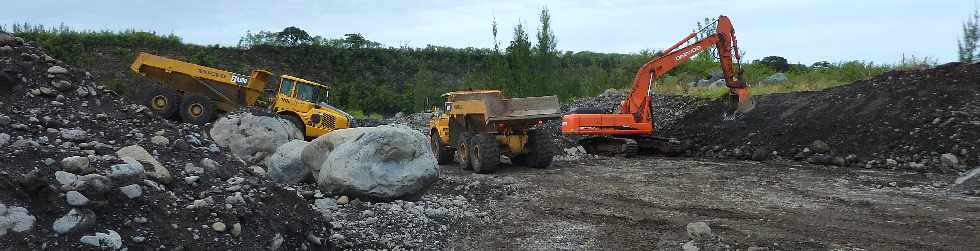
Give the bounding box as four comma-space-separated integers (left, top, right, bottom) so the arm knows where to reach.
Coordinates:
561, 15, 753, 156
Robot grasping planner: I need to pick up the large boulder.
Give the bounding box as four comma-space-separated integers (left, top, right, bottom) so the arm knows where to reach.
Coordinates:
301, 127, 374, 179
209, 110, 303, 163
759, 72, 789, 85
316, 125, 439, 200
264, 140, 312, 184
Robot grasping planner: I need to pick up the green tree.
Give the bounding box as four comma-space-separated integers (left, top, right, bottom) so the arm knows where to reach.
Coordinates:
488, 18, 509, 89
533, 7, 558, 97
959, 8, 980, 62
754, 56, 790, 72
275, 26, 313, 46
507, 22, 532, 96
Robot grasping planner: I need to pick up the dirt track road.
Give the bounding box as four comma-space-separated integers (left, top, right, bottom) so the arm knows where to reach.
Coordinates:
442, 157, 980, 250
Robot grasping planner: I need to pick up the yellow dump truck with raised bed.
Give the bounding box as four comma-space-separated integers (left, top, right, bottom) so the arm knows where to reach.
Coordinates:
129, 52, 352, 138
429, 90, 560, 173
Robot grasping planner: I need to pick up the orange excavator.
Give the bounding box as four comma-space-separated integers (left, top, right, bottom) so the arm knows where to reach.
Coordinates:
561, 15, 755, 156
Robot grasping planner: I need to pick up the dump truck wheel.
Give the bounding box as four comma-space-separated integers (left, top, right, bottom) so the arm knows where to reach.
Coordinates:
456, 137, 472, 170
179, 95, 215, 125
469, 133, 500, 174
524, 129, 555, 168
430, 130, 453, 165
145, 87, 179, 118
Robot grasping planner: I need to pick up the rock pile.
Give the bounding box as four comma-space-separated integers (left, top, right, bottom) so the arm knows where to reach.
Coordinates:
380, 111, 436, 133
663, 62, 980, 173
0, 32, 331, 249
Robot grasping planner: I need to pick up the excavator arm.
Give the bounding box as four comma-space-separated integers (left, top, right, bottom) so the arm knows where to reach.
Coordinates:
561, 15, 754, 156
620, 15, 752, 124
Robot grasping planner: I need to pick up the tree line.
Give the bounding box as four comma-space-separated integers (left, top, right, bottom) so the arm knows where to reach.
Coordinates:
4, 9, 899, 116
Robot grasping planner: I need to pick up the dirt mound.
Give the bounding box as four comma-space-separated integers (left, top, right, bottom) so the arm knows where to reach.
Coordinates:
0, 33, 332, 249
663, 62, 980, 172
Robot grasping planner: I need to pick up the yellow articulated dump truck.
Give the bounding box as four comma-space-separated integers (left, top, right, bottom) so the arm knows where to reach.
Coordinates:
129, 52, 352, 138
428, 90, 560, 173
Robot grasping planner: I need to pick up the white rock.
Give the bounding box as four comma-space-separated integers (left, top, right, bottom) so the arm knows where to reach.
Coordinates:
109, 161, 145, 184
209, 111, 303, 163
60, 156, 91, 173
184, 163, 205, 175
79, 230, 122, 250
47, 65, 69, 74
0, 133, 11, 147
316, 125, 439, 200
150, 135, 170, 146
184, 176, 200, 185
66, 191, 90, 206
941, 153, 959, 168
60, 128, 88, 142
212, 222, 227, 232
117, 145, 173, 184
53, 208, 96, 234
55, 171, 79, 186
248, 165, 266, 176
686, 222, 714, 240
231, 223, 242, 237
119, 184, 143, 199
0, 204, 36, 236
265, 140, 312, 184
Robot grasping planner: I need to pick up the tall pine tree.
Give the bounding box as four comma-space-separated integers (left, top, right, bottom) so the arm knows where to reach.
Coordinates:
533, 7, 558, 97
507, 22, 532, 96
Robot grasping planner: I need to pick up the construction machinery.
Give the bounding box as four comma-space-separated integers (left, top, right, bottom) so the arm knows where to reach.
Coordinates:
561, 15, 755, 156
428, 90, 560, 173
129, 52, 352, 138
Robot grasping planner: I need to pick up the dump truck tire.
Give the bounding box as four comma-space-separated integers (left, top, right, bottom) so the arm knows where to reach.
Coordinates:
469, 133, 500, 174
179, 95, 216, 125
523, 129, 555, 168
456, 135, 472, 170
145, 86, 179, 118
430, 130, 453, 165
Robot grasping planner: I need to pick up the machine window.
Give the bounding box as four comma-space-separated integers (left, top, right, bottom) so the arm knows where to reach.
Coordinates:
280, 79, 294, 96
295, 82, 315, 102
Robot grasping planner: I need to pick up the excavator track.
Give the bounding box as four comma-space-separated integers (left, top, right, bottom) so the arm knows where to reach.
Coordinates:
578, 136, 684, 157
578, 137, 639, 157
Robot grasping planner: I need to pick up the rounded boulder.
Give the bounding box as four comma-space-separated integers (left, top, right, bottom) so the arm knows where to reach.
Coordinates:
316, 125, 439, 200
209, 110, 303, 163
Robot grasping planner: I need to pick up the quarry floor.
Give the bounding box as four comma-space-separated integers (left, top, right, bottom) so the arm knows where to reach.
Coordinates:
440, 156, 980, 250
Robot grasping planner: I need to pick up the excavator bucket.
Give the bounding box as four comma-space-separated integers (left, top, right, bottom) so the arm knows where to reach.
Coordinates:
723, 88, 755, 121
735, 88, 755, 113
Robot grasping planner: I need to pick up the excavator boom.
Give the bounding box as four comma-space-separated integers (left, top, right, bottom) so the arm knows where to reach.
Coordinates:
561, 15, 753, 156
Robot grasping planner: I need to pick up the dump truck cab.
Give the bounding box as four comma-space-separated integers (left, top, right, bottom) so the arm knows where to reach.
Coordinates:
429, 90, 560, 173
268, 74, 353, 138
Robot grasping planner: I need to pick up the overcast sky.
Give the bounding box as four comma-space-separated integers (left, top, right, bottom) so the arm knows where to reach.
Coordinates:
2, 0, 970, 64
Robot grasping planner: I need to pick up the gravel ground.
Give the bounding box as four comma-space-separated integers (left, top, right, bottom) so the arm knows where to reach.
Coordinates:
441, 157, 980, 250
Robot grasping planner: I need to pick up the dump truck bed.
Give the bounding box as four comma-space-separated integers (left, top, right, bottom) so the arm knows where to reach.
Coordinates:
487, 96, 561, 122
130, 52, 268, 111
